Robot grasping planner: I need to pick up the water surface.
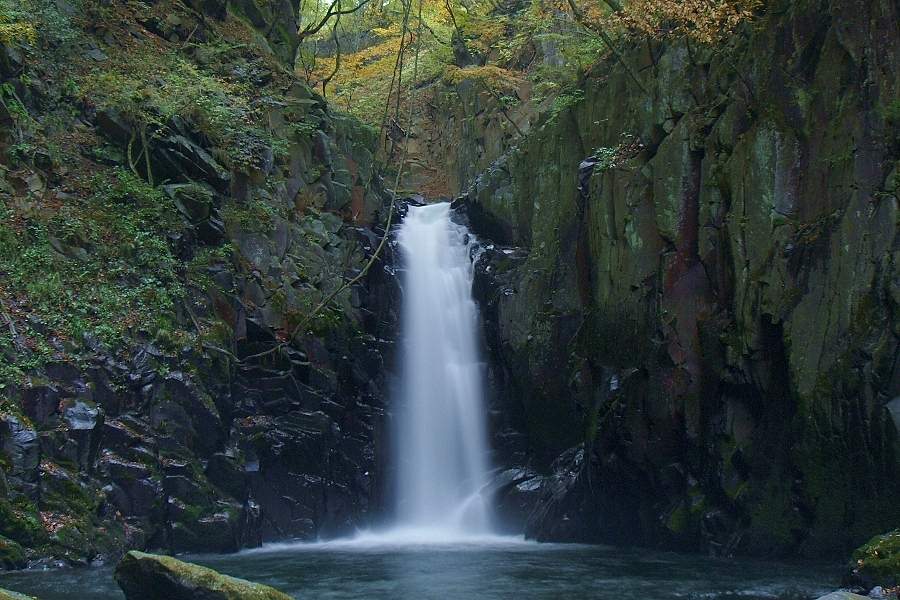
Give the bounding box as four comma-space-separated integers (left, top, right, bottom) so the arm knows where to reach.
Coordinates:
0, 539, 838, 600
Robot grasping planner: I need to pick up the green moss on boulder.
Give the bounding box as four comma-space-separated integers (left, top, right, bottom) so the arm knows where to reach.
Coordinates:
0, 535, 25, 570
0, 500, 43, 547
850, 529, 900, 588
115, 551, 292, 600
0, 589, 37, 600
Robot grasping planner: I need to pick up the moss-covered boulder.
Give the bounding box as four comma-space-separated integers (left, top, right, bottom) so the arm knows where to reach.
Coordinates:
850, 529, 900, 589
0, 588, 37, 600
115, 551, 292, 600
0, 535, 26, 570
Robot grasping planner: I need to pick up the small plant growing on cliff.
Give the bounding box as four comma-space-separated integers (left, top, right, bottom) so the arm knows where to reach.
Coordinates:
0, 0, 37, 45
591, 134, 644, 171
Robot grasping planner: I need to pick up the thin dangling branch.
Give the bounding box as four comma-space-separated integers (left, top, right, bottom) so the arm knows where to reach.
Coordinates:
321, 0, 343, 98
141, 126, 154, 186
239, 0, 428, 366
126, 129, 141, 179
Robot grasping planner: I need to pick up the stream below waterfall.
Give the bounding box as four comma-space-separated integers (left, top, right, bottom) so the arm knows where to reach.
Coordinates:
1, 541, 838, 599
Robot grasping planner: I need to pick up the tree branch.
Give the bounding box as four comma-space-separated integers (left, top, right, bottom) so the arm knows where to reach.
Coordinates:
299, 0, 372, 40
565, 0, 648, 94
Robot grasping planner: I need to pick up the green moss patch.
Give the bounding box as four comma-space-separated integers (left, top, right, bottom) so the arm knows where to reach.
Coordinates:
851, 529, 900, 587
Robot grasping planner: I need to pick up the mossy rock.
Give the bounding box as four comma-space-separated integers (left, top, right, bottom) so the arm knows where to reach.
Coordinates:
850, 529, 900, 588
0, 589, 37, 600
115, 551, 292, 600
0, 535, 25, 570
0, 501, 43, 547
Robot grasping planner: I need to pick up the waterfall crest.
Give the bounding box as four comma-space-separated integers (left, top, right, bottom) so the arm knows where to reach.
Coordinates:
392, 202, 493, 538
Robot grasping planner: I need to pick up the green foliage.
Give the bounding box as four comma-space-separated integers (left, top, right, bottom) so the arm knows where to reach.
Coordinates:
0, 0, 37, 45
0, 534, 25, 569
221, 198, 280, 233
589, 135, 643, 170
293, 120, 321, 138
0, 170, 188, 382
0, 0, 78, 46
187, 245, 235, 291
546, 88, 584, 124
0, 498, 44, 547
882, 97, 900, 127
83, 50, 275, 171
852, 529, 900, 586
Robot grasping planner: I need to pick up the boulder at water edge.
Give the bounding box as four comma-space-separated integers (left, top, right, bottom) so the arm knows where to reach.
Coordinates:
814, 593, 870, 600
850, 530, 900, 590
0, 589, 37, 600
115, 551, 292, 600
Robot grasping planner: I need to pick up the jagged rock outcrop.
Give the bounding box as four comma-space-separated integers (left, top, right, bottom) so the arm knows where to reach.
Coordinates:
465, 0, 899, 557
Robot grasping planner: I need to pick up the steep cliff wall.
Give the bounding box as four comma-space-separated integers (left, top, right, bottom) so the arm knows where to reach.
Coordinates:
467, 0, 899, 557
0, 0, 399, 568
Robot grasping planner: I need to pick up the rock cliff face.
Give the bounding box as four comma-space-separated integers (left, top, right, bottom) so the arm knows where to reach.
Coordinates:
465, 0, 899, 557
0, 0, 401, 567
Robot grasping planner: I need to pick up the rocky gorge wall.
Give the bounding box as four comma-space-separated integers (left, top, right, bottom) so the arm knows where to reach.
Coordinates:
463, 0, 900, 557
0, 0, 402, 568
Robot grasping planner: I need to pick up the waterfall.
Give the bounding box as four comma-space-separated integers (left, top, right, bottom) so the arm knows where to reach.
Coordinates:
392, 201, 493, 538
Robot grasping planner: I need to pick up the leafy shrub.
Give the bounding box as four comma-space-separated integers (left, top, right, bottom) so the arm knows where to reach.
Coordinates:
605, 0, 760, 44
83, 51, 275, 171
0, 170, 186, 372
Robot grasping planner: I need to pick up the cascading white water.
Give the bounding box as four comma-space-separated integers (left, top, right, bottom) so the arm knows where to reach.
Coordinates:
392, 201, 493, 539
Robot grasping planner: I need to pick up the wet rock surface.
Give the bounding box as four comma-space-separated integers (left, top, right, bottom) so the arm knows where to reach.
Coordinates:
465, 0, 900, 557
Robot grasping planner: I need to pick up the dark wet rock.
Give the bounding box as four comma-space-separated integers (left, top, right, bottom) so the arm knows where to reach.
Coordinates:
164, 475, 210, 505
63, 400, 100, 431
95, 109, 133, 145
168, 500, 248, 553
155, 134, 231, 191
100, 454, 152, 483
887, 398, 900, 434
165, 183, 216, 224
0, 415, 39, 482
45, 361, 81, 384
115, 551, 292, 600
205, 453, 247, 501
20, 385, 60, 427
523, 448, 589, 542
490, 467, 544, 533
88, 367, 122, 416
